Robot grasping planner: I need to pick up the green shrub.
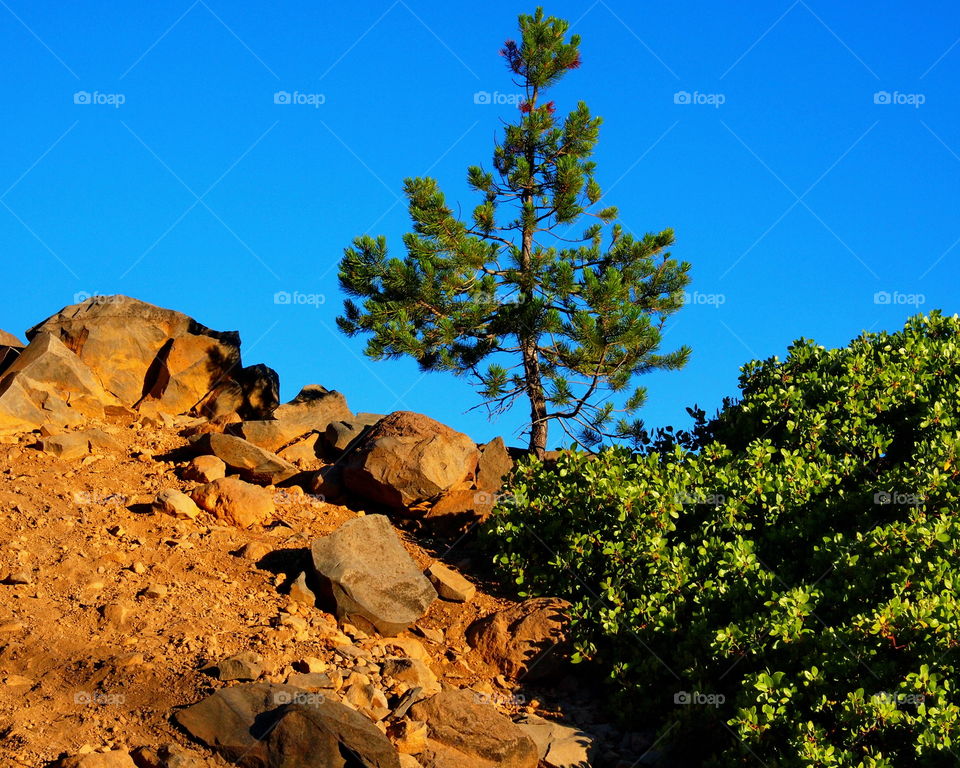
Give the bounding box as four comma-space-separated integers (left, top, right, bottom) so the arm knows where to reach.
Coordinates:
486, 312, 960, 767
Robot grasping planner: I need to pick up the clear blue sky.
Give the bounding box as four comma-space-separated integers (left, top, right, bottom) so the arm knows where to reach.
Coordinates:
2, 1, 958, 448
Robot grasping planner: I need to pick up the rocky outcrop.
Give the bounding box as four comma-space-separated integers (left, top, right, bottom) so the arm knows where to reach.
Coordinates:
342, 411, 479, 511
174, 682, 400, 768
232, 385, 352, 452
466, 598, 571, 681
409, 688, 539, 768
27, 295, 277, 419
310, 514, 436, 635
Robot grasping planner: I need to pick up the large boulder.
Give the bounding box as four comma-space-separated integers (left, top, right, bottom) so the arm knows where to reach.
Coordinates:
310, 514, 436, 635
27, 295, 276, 418
476, 437, 513, 492
174, 683, 400, 768
191, 477, 275, 528
342, 411, 479, 511
232, 385, 352, 452
0, 332, 115, 432
465, 598, 571, 681
409, 688, 539, 768
191, 433, 298, 485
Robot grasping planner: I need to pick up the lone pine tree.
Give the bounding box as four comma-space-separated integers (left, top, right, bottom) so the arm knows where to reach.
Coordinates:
337, 7, 691, 454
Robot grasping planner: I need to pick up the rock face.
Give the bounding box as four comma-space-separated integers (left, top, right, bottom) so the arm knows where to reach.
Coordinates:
233, 385, 352, 452
174, 683, 400, 768
26, 295, 277, 419
465, 598, 571, 681
409, 688, 539, 768
310, 515, 436, 635
0, 329, 22, 347
342, 411, 479, 511
191, 433, 297, 485
476, 437, 513, 492
191, 477, 275, 528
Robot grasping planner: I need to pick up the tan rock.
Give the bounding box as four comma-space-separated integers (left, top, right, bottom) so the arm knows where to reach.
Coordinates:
342, 411, 480, 511
191, 477, 275, 528
381, 656, 440, 697
56, 750, 137, 768
390, 718, 428, 754
191, 433, 297, 485
183, 454, 226, 483
152, 488, 201, 520
426, 562, 475, 603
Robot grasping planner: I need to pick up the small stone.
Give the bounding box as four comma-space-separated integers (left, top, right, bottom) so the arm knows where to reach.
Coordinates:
141, 583, 167, 599
344, 679, 390, 721
183, 455, 227, 483
131, 562, 147, 575
295, 656, 328, 674
380, 657, 440, 697
216, 651, 263, 682
238, 541, 272, 561
152, 488, 201, 520
388, 718, 428, 755
288, 572, 316, 606
4, 569, 32, 585
101, 603, 132, 627
425, 562, 476, 603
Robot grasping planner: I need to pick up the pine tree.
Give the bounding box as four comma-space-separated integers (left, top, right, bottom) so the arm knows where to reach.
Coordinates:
338, 7, 691, 455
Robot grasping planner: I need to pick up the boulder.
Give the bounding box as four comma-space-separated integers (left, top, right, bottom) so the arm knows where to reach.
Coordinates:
174, 683, 400, 768
40, 429, 121, 460
130, 743, 208, 768
380, 657, 440, 697
342, 412, 480, 511
465, 598, 571, 681
0, 332, 117, 432
234, 363, 280, 419
0, 331, 23, 378
191, 477, 274, 528
27, 295, 277, 418
234, 385, 351, 452
476, 437, 513, 492
216, 651, 263, 681
191, 433, 297, 485
310, 514, 436, 635
409, 688, 538, 768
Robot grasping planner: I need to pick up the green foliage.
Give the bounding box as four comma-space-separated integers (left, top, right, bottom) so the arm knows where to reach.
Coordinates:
486, 312, 960, 766
338, 7, 691, 451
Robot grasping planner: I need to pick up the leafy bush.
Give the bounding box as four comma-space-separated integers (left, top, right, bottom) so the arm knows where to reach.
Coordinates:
486, 312, 960, 767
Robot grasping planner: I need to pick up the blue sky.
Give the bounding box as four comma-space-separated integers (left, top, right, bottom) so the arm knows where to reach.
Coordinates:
2, 1, 958, 448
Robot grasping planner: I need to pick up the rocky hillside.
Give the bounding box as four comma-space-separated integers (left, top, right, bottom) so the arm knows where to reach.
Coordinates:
0, 296, 650, 768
